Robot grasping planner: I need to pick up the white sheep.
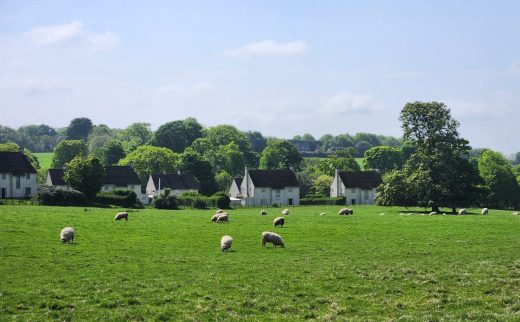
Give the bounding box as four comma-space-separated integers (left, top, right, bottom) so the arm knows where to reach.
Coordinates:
338, 208, 352, 215
260, 210, 267, 216
216, 214, 229, 223
211, 213, 222, 222
481, 208, 489, 215
216, 209, 224, 214
458, 209, 467, 215
273, 217, 285, 227
220, 235, 233, 252
512, 211, 520, 215
115, 212, 128, 221
429, 211, 437, 215
60, 227, 75, 243
320, 212, 326, 216
261, 231, 285, 248
282, 209, 289, 216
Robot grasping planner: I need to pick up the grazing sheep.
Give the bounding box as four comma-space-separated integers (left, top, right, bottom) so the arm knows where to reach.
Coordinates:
114, 212, 128, 221
282, 209, 289, 216
261, 231, 285, 248
216, 209, 224, 214
429, 211, 437, 215
273, 217, 285, 227
216, 214, 229, 223
260, 210, 267, 216
220, 235, 233, 252
338, 208, 353, 215
320, 212, 326, 216
458, 209, 467, 215
60, 227, 75, 244
211, 213, 222, 222
481, 208, 489, 215
513, 212, 520, 215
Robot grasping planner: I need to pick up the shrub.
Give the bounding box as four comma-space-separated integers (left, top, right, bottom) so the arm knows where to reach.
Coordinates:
300, 196, 346, 206
192, 197, 207, 209
271, 202, 279, 208
212, 192, 231, 209
153, 188, 178, 209
96, 189, 138, 208
36, 187, 87, 206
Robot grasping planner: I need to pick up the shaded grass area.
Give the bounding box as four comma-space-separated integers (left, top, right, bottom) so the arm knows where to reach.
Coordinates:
1, 205, 520, 320
34, 152, 54, 169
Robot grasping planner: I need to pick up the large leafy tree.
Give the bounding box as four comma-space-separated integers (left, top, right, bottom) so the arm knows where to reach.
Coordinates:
259, 139, 302, 171
116, 122, 153, 153
63, 155, 105, 200
318, 155, 360, 177
377, 101, 478, 212
0, 125, 20, 144
118, 145, 180, 184
66, 117, 93, 141
363, 146, 403, 173
102, 141, 126, 166
153, 118, 204, 153
51, 140, 88, 168
18, 124, 61, 152
478, 150, 520, 209
244, 131, 267, 154
179, 149, 217, 195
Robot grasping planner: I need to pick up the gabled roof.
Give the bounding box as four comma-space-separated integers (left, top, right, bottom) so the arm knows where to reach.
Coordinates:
47, 168, 66, 185
105, 166, 140, 186
233, 176, 243, 187
338, 171, 382, 189
0, 152, 37, 175
248, 169, 299, 188
150, 173, 199, 191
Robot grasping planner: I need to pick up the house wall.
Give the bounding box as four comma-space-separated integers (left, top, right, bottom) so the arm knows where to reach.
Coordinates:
342, 187, 377, 205
0, 172, 37, 198
241, 185, 300, 207
330, 175, 343, 197
229, 181, 241, 198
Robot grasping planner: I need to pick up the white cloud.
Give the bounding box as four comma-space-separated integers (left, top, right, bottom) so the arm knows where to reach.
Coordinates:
25, 20, 120, 50
506, 60, 520, 76
321, 92, 381, 115
222, 40, 308, 58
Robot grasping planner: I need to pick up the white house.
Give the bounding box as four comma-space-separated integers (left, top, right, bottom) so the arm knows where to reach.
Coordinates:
0, 151, 38, 198
229, 176, 243, 198
239, 168, 300, 207
330, 169, 383, 205
146, 172, 199, 197
46, 168, 70, 190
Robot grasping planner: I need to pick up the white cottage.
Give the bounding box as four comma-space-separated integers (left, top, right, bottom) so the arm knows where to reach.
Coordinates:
0, 151, 38, 198
146, 172, 199, 197
229, 176, 243, 198
239, 168, 299, 207
330, 169, 382, 205
46, 168, 70, 190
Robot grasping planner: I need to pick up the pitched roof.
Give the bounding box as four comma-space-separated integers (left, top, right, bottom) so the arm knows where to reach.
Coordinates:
338, 171, 383, 189
248, 169, 299, 188
105, 166, 140, 186
47, 168, 66, 185
0, 152, 37, 175
233, 176, 243, 187
150, 173, 199, 191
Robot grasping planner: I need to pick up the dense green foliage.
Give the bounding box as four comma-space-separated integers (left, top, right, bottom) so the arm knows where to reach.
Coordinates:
96, 189, 139, 208
35, 188, 87, 206
66, 117, 93, 141
63, 155, 105, 200
153, 118, 204, 153
363, 146, 403, 173
259, 139, 302, 170
2, 205, 520, 320
179, 149, 217, 195
51, 140, 88, 168
153, 188, 179, 209
101, 141, 126, 166
478, 150, 520, 209
118, 145, 180, 184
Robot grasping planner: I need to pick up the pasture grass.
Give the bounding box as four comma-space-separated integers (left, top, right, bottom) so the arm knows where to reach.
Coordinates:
34, 152, 54, 169
1, 205, 520, 320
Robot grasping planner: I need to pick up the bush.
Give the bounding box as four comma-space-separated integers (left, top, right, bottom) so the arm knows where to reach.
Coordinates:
96, 189, 138, 208
300, 196, 346, 206
192, 197, 208, 209
153, 188, 178, 209
212, 192, 231, 209
271, 202, 279, 208
36, 187, 87, 206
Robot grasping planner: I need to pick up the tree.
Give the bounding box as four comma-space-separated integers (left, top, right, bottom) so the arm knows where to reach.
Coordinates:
117, 122, 153, 153
245, 131, 267, 153
179, 149, 217, 195
66, 117, 93, 141
215, 171, 233, 192
363, 146, 403, 173
514, 152, 520, 165
377, 101, 478, 213
118, 145, 180, 184
301, 133, 316, 141
102, 141, 126, 166
153, 118, 204, 153
63, 155, 104, 200
259, 139, 302, 171
204, 125, 258, 167
18, 124, 61, 152
87, 124, 117, 153
318, 155, 360, 177
355, 141, 373, 157
478, 150, 520, 209
51, 140, 88, 168
0, 125, 20, 145
311, 174, 333, 196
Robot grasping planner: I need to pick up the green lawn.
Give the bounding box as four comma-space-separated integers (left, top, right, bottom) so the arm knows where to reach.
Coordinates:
1, 205, 520, 320
34, 152, 54, 169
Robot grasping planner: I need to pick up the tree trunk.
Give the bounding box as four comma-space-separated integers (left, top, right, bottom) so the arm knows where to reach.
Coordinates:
451, 207, 456, 214
432, 205, 440, 213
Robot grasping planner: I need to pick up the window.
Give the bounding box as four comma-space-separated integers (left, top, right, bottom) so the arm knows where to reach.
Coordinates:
364, 190, 369, 200
275, 190, 281, 198
25, 187, 31, 196
26, 173, 30, 180
16, 176, 21, 189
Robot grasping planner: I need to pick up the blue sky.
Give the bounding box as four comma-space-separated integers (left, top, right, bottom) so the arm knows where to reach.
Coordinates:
1, 1, 519, 154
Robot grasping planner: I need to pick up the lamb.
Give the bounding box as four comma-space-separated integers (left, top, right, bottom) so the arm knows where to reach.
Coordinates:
211, 213, 222, 222
429, 212, 437, 215
282, 209, 289, 216
115, 212, 128, 221
513, 212, 520, 215
261, 231, 285, 248
260, 210, 267, 216
338, 208, 353, 215
216, 209, 225, 214
458, 209, 467, 215
216, 214, 229, 223
220, 235, 233, 252
60, 227, 75, 243
273, 217, 285, 227
320, 212, 326, 216
481, 208, 489, 215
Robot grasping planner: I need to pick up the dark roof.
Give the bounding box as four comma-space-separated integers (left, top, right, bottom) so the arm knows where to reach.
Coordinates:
0, 152, 37, 175
150, 173, 199, 191
47, 168, 66, 185
248, 169, 299, 188
233, 176, 243, 187
338, 171, 382, 189
105, 166, 140, 186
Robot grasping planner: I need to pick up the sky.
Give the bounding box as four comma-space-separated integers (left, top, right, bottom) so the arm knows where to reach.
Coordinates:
1, 1, 519, 154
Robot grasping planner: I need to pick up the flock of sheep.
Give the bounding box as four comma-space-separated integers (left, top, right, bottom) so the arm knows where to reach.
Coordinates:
59, 207, 519, 248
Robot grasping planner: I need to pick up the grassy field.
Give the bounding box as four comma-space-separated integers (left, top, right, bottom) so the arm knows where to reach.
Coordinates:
34, 152, 54, 169
2, 205, 520, 320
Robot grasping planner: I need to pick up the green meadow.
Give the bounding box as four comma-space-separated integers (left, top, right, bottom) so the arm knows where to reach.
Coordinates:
1, 205, 520, 320
34, 152, 54, 169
